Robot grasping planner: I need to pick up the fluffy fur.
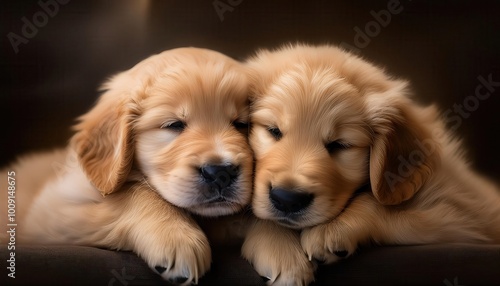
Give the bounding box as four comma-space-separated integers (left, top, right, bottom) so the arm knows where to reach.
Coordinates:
243, 43, 500, 285
0, 47, 253, 284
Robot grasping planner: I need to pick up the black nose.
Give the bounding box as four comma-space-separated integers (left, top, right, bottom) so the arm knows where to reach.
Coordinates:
269, 187, 313, 213
199, 164, 239, 190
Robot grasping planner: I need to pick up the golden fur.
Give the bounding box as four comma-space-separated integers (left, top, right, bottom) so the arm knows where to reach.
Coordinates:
243, 43, 500, 285
0, 47, 253, 284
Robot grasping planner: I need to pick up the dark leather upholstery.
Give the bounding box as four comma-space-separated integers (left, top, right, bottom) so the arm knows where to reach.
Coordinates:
1, 244, 499, 285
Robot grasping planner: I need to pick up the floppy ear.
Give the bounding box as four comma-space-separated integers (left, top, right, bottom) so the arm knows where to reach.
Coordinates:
70, 74, 139, 196
366, 84, 440, 205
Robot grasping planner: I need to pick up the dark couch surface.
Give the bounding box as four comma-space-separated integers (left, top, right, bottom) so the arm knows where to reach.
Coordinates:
2, 1, 500, 285
1, 243, 499, 285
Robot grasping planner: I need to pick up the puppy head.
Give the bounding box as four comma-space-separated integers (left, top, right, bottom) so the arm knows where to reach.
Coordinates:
71, 47, 253, 216
247, 44, 439, 228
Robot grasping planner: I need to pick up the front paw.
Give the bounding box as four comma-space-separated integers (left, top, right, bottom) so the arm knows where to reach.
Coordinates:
301, 221, 358, 264
140, 226, 211, 285
242, 222, 315, 286
243, 240, 315, 286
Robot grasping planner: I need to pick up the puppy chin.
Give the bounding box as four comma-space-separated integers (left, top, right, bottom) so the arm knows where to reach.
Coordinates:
266, 212, 311, 229
251, 201, 303, 228
256, 212, 308, 229
255, 209, 317, 229
188, 202, 245, 217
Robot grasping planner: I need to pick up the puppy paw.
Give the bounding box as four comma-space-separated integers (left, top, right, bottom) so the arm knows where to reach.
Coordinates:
154, 266, 189, 285
301, 221, 358, 264
254, 255, 314, 286
243, 222, 315, 286
140, 226, 211, 285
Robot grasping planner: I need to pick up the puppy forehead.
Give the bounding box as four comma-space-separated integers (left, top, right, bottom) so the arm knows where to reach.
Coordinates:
142, 64, 248, 113
253, 66, 363, 126
249, 44, 395, 95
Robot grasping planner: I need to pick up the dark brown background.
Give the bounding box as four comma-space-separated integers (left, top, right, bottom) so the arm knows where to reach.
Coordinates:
1, 0, 499, 182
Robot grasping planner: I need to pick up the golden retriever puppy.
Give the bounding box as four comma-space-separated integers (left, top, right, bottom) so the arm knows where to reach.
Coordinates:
243, 43, 500, 284
0, 47, 253, 285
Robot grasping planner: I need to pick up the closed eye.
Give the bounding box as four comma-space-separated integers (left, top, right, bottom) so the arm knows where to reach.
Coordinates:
161, 120, 186, 132
232, 120, 249, 130
267, 127, 282, 140
232, 120, 249, 135
325, 140, 351, 154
